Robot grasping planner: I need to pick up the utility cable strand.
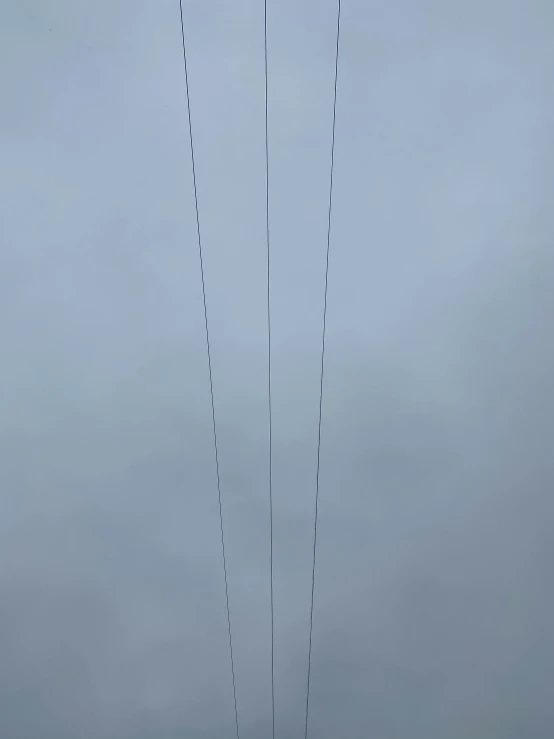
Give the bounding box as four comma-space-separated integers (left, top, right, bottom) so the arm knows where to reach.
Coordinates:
304, 3, 342, 739
177, 4, 240, 739
263, 2, 276, 739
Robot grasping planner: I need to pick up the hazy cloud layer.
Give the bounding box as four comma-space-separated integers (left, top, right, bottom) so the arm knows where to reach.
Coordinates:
1, 0, 553, 737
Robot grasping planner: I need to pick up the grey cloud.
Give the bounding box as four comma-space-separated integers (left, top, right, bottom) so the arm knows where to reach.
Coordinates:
1, 0, 553, 737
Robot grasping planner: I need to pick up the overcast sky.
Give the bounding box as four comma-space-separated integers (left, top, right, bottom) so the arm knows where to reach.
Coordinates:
1, 0, 554, 737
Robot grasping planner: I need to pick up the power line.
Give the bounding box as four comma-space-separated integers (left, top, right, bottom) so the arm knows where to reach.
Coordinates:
304, 3, 342, 739
176, 4, 240, 739
263, 2, 276, 739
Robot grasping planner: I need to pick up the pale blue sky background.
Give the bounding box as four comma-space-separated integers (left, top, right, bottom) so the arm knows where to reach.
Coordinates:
1, 1, 553, 737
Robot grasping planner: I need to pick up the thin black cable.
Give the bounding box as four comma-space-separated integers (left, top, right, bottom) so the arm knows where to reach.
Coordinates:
263, 2, 276, 739
304, 3, 341, 739
177, 4, 240, 739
